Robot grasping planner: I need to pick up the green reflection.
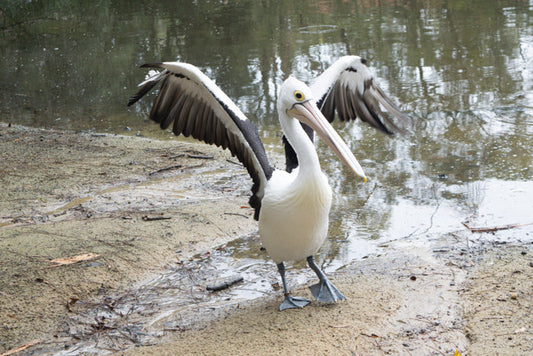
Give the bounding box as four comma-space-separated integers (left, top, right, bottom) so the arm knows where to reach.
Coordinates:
1, 0, 531, 248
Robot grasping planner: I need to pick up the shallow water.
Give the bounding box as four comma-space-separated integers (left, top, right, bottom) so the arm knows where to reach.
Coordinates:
1, 0, 532, 352
2, 0, 531, 230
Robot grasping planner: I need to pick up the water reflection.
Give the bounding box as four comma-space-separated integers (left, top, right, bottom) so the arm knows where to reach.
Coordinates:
1, 1, 532, 246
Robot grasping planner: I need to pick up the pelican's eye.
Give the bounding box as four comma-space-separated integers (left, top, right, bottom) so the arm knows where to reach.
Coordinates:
294, 90, 305, 102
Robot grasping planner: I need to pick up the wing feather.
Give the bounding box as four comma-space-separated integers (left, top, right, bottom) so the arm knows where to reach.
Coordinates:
170, 94, 187, 132
311, 56, 409, 135
184, 99, 199, 137
128, 62, 273, 219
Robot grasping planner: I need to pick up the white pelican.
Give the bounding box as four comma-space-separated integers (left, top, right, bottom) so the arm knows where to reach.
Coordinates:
128, 56, 408, 310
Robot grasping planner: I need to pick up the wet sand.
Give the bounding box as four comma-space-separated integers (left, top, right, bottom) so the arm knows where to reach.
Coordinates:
0, 124, 531, 355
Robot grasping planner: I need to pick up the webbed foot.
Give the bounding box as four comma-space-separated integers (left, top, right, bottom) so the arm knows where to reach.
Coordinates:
309, 279, 346, 302
276, 262, 311, 311
280, 294, 311, 311
307, 255, 346, 303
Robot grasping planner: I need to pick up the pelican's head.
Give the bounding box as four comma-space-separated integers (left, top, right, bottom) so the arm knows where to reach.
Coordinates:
279, 76, 367, 182
277, 76, 316, 113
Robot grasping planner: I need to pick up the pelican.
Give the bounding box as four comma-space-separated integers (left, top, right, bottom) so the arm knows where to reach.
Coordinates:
128, 56, 408, 310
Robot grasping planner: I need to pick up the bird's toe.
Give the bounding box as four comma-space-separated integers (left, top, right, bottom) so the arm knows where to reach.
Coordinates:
279, 295, 311, 311
309, 280, 346, 303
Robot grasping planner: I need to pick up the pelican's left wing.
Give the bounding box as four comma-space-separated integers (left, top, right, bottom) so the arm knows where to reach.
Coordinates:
128, 62, 274, 219
311, 56, 409, 135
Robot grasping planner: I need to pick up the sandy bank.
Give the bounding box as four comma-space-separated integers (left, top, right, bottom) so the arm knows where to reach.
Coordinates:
0, 124, 531, 355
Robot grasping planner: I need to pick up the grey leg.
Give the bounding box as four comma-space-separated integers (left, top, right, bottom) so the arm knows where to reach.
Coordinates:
307, 256, 346, 302
277, 262, 310, 311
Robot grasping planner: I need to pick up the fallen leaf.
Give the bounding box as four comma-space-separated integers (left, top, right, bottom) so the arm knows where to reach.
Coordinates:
50, 253, 99, 266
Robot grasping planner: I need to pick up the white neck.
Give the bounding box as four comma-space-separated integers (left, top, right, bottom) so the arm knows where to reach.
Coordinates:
280, 113, 321, 178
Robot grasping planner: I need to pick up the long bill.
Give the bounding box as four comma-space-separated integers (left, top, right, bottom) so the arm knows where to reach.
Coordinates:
287, 100, 367, 182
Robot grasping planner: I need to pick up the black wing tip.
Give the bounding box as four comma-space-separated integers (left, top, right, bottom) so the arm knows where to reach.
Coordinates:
376, 114, 411, 136
127, 96, 139, 107
367, 112, 407, 136
127, 64, 168, 107
140, 62, 164, 68
127, 82, 156, 107
381, 127, 395, 135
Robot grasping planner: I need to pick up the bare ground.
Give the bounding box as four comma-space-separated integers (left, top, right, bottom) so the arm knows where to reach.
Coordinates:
0, 124, 531, 355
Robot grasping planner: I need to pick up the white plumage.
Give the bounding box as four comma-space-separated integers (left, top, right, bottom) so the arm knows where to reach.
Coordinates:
259, 167, 331, 263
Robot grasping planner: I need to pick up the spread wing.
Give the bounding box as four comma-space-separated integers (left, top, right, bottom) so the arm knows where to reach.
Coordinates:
128, 62, 274, 219
311, 55, 409, 135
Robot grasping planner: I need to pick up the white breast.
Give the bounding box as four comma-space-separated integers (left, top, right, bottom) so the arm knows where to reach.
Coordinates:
258, 169, 333, 263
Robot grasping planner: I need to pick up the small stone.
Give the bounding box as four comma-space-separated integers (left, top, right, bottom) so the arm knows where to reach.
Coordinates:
510, 293, 518, 300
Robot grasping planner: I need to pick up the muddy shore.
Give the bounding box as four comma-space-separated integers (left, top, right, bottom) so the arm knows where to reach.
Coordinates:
0, 124, 531, 355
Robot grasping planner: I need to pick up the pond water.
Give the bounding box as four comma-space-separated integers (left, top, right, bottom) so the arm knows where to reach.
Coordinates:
1, 0, 532, 350
2, 0, 531, 242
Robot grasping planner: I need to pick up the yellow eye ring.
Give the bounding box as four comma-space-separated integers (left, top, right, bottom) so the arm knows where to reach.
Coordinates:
294, 90, 305, 101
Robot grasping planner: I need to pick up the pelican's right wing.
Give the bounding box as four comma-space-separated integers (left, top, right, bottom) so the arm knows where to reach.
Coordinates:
128, 62, 274, 219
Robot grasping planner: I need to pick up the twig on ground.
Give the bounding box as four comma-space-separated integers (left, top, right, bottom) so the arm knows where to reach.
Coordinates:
360, 332, 379, 338
1, 339, 42, 356
226, 159, 242, 166
462, 221, 533, 233
142, 215, 172, 221
187, 154, 213, 159
223, 212, 250, 219
168, 153, 185, 159
206, 275, 244, 292
148, 165, 182, 175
